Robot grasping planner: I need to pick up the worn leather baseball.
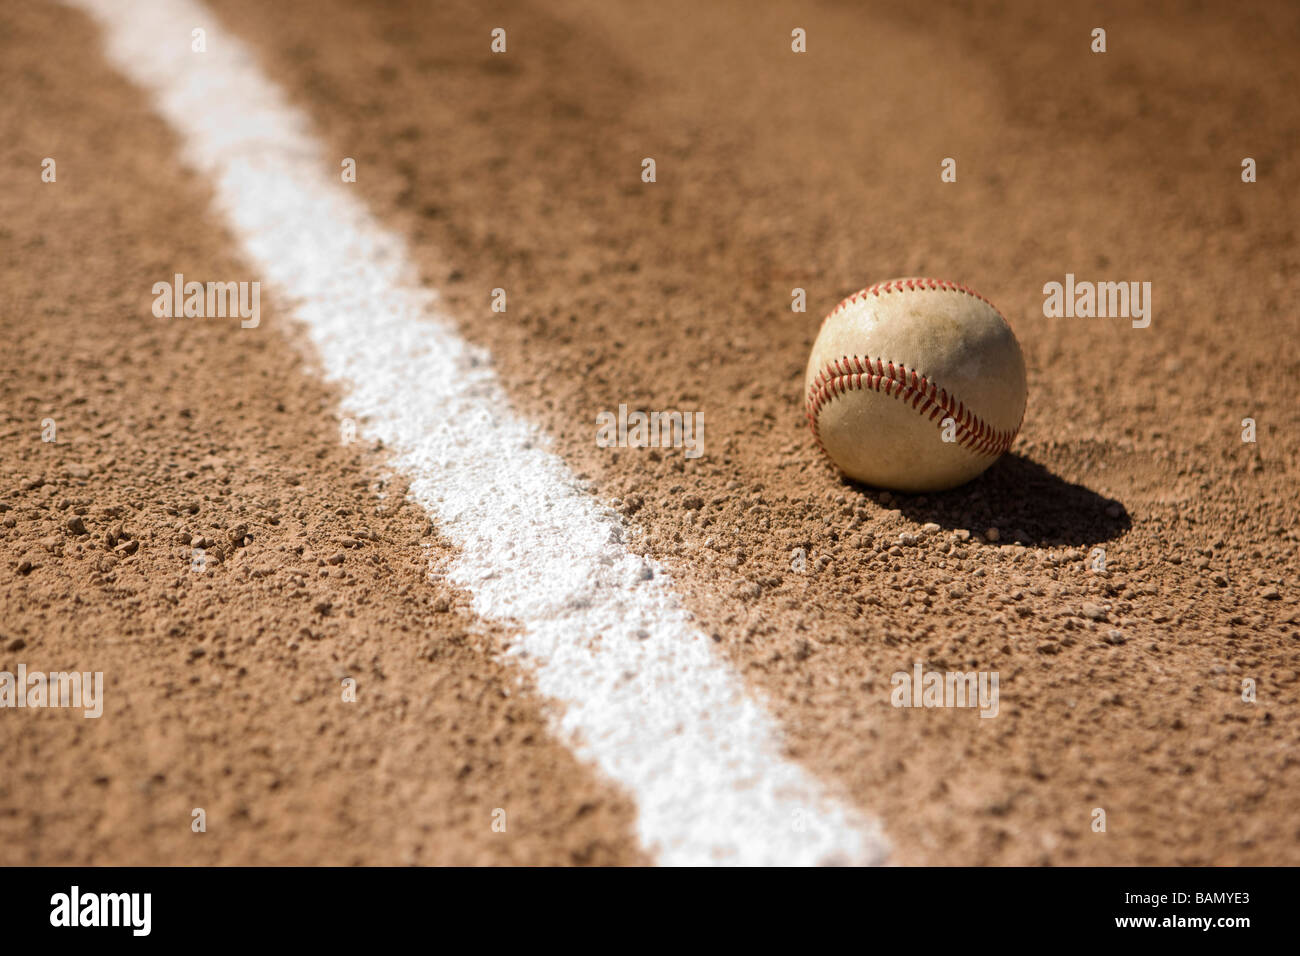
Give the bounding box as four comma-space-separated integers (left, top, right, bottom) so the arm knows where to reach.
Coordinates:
804, 278, 1027, 493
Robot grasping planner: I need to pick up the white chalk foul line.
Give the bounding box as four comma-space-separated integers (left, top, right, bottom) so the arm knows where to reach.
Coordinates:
68, 0, 889, 866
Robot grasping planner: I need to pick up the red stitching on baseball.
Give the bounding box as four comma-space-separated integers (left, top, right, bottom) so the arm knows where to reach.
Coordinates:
806, 357, 1021, 460
821, 277, 1007, 331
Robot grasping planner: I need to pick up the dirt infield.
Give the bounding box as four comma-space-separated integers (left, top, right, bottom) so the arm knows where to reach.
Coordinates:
2, 0, 1298, 864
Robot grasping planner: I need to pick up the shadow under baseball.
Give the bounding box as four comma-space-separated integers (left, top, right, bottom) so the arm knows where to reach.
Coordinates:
858, 452, 1130, 548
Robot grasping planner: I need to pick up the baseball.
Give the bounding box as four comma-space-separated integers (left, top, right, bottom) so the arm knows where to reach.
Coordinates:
804, 278, 1027, 493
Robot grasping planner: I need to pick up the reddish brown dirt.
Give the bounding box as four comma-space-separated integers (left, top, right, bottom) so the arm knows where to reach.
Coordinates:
0, 0, 645, 866
3, 0, 1298, 864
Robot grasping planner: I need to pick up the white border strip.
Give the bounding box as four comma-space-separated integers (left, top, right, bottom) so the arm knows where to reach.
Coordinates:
68, 0, 889, 865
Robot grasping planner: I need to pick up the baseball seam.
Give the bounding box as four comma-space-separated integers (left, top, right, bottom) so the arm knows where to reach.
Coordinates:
824, 277, 1006, 328
806, 355, 1021, 459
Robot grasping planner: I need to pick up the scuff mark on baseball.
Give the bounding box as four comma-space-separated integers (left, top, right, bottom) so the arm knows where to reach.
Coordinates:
804, 278, 1028, 493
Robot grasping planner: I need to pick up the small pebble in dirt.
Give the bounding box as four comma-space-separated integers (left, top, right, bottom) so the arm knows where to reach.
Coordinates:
984, 527, 1000, 542
1081, 602, 1108, 621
